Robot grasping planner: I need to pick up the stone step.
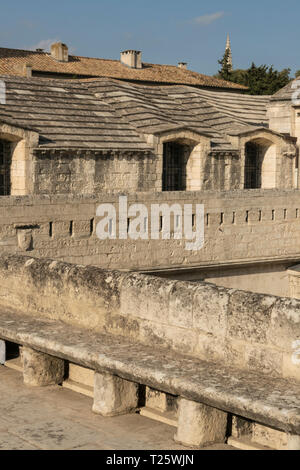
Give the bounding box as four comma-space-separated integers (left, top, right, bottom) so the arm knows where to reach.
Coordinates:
139, 407, 178, 428
62, 379, 94, 398
5, 357, 22, 372
227, 436, 273, 451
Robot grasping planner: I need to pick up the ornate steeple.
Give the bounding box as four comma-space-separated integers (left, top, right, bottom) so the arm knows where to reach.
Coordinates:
225, 34, 233, 70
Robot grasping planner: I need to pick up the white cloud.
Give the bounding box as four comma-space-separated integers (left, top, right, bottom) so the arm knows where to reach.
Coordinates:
29, 39, 60, 52
192, 11, 225, 26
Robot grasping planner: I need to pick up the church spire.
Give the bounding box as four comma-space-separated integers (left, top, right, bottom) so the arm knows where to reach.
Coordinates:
225, 34, 233, 70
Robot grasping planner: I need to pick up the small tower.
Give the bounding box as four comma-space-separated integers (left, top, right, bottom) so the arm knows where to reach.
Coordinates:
225, 34, 233, 71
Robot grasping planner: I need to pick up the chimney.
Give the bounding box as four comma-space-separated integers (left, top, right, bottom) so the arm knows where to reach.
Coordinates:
178, 62, 187, 70
23, 64, 32, 78
51, 42, 69, 62
120, 50, 142, 69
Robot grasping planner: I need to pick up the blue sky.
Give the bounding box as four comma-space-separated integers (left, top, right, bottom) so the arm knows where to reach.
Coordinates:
0, 0, 300, 76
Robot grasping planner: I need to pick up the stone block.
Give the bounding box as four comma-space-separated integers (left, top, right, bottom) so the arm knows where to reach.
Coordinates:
174, 398, 228, 447
120, 274, 174, 324
168, 282, 196, 328
192, 283, 228, 336
267, 297, 300, 351
93, 371, 138, 417
146, 386, 177, 413
0, 339, 5, 365
227, 290, 276, 344
244, 344, 283, 377
252, 422, 287, 450
22, 347, 65, 386
287, 434, 300, 450
231, 415, 253, 439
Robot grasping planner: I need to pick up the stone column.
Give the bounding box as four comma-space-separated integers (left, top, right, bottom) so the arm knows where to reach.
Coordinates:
0, 340, 5, 365
174, 398, 228, 447
22, 347, 65, 386
93, 371, 138, 417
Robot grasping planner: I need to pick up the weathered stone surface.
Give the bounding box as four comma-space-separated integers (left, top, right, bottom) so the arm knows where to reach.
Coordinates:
227, 290, 276, 344
146, 386, 177, 413
93, 372, 138, 417
244, 344, 283, 377
0, 339, 5, 365
267, 297, 300, 350
168, 282, 196, 328
192, 283, 228, 336
0, 190, 299, 280
252, 422, 287, 450
174, 399, 228, 447
231, 416, 253, 439
1, 253, 300, 385
120, 273, 174, 324
22, 347, 65, 386
1, 309, 300, 434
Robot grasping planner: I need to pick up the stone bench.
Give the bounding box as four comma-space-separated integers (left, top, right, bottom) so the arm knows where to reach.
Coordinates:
1, 308, 300, 450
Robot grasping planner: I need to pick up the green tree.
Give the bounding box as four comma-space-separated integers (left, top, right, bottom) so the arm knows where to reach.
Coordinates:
217, 49, 232, 81
215, 62, 291, 95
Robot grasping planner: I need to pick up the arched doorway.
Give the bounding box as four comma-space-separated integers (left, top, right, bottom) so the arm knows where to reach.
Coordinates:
162, 142, 188, 191
244, 139, 277, 189
0, 140, 11, 195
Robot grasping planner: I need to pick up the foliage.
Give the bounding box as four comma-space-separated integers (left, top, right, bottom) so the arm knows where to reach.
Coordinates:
215, 50, 291, 95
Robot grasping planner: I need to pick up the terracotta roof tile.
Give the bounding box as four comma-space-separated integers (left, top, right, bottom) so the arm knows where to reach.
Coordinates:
0, 47, 247, 91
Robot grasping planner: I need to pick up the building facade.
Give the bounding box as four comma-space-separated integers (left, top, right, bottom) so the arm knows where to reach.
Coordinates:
0, 73, 298, 197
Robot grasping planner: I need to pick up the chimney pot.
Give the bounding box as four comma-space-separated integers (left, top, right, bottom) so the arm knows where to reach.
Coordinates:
120, 50, 142, 69
51, 42, 69, 62
178, 62, 187, 69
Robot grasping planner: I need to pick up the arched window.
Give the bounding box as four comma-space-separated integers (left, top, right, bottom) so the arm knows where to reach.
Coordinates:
162, 142, 187, 191
245, 142, 261, 189
244, 139, 277, 189
0, 140, 11, 195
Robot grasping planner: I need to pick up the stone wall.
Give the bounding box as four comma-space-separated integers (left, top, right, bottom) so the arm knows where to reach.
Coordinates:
0, 190, 300, 274
0, 254, 300, 384
34, 149, 158, 194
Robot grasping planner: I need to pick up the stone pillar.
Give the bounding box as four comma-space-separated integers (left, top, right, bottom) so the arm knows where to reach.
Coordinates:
22, 347, 65, 386
174, 398, 228, 447
0, 340, 5, 365
93, 371, 138, 417
287, 434, 300, 450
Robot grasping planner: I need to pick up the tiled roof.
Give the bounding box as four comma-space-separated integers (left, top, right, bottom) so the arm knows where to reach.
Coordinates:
0, 76, 152, 150
0, 75, 270, 151
0, 47, 247, 91
89, 79, 270, 149
0, 76, 269, 150
270, 79, 296, 101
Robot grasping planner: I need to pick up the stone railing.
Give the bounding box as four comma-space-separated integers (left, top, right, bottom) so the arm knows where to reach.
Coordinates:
0, 254, 300, 383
